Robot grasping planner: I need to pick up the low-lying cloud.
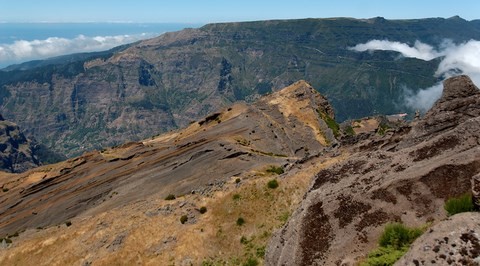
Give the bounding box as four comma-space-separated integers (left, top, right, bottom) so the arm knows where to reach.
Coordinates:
350, 39, 480, 112
0, 33, 155, 66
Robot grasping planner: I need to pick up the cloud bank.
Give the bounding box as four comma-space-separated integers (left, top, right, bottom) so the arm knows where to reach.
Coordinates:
350, 39, 480, 112
0, 33, 155, 66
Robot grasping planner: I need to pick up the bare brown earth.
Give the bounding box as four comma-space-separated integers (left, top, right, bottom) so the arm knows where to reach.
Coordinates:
1, 76, 479, 265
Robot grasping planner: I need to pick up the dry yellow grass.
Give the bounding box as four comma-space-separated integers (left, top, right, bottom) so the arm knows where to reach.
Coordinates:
0, 152, 346, 266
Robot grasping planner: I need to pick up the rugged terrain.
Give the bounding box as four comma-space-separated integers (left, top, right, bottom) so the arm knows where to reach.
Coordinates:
0, 114, 41, 173
1, 17, 480, 157
266, 75, 480, 264
0, 75, 478, 265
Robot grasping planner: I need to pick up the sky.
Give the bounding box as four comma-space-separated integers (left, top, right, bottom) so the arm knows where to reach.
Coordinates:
1, 0, 479, 23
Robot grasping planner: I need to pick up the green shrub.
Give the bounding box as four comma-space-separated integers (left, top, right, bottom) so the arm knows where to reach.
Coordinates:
235, 178, 241, 184
236, 217, 245, 226
361, 223, 424, 266
361, 246, 409, 266
345, 125, 356, 136
180, 215, 188, 224
65, 221, 72, 227
267, 179, 279, 189
379, 223, 422, 249
266, 165, 284, 175
165, 194, 176, 200
233, 194, 241, 200
318, 111, 340, 137
199, 206, 207, 214
256, 245, 266, 258
444, 193, 474, 216
243, 257, 259, 266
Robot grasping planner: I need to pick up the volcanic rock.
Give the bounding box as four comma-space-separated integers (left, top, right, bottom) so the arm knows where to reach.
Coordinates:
265, 75, 480, 265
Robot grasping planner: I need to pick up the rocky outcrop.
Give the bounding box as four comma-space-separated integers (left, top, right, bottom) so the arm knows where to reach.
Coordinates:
395, 212, 480, 265
266, 75, 480, 265
0, 116, 40, 173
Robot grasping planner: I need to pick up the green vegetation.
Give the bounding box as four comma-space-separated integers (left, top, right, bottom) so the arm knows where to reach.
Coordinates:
165, 194, 176, 200
444, 193, 474, 216
377, 123, 391, 136
266, 165, 284, 175
235, 178, 241, 184
243, 257, 259, 266
267, 179, 279, 189
345, 125, 356, 136
236, 217, 246, 226
180, 215, 188, 224
199, 206, 208, 214
361, 223, 424, 266
233, 194, 241, 201
65, 221, 72, 227
318, 111, 340, 138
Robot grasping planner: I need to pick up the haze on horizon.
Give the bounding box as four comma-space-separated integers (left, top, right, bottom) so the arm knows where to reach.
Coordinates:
1, 0, 479, 23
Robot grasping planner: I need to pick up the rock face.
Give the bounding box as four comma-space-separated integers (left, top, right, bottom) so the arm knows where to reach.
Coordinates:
395, 212, 480, 265
0, 116, 40, 173
265, 75, 480, 265
0, 80, 336, 236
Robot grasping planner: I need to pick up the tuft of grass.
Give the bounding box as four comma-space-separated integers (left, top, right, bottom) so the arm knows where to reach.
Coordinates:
165, 194, 176, 200
65, 221, 72, 227
377, 123, 390, 136
180, 215, 188, 224
267, 179, 279, 189
444, 193, 474, 216
318, 111, 340, 138
236, 217, 245, 226
345, 125, 355, 136
243, 257, 259, 266
233, 194, 241, 201
361, 223, 424, 266
266, 165, 284, 175
199, 206, 207, 214
235, 178, 241, 184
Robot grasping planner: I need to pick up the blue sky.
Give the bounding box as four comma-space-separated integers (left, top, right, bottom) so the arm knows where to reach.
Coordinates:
1, 0, 479, 23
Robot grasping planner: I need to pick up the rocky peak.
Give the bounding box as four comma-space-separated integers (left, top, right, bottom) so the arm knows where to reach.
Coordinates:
409, 75, 480, 141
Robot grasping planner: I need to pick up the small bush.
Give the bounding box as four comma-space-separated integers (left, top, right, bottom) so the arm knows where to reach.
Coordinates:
180, 215, 188, 224
233, 194, 241, 201
65, 221, 72, 227
361, 223, 424, 266
2, 187, 8, 192
236, 217, 245, 226
165, 194, 176, 200
0, 238, 12, 244
199, 206, 207, 214
235, 178, 241, 184
379, 223, 422, 249
444, 193, 474, 216
266, 165, 284, 175
267, 179, 279, 189
243, 257, 259, 266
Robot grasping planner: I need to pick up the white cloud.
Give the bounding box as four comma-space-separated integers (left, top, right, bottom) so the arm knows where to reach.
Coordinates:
349, 40, 442, 61
0, 33, 154, 65
350, 39, 480, 112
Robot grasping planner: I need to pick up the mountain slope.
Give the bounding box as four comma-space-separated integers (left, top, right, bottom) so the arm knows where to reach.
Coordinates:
0, 80, 336, 237
1, 17, 479, 157
0, 76, 478, 265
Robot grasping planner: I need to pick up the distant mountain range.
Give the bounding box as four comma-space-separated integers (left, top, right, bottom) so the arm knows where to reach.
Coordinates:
0, 16, 479, 158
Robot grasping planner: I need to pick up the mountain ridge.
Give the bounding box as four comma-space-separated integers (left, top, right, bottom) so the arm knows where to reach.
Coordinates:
1, 16, 479, 158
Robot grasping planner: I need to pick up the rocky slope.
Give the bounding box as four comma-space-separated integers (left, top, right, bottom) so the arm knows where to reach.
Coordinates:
266, 75, 480, 265
0, 80, 336, 239
0, 114, 41, 173
0, 76, 478, 265
1, 17, 480, 157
